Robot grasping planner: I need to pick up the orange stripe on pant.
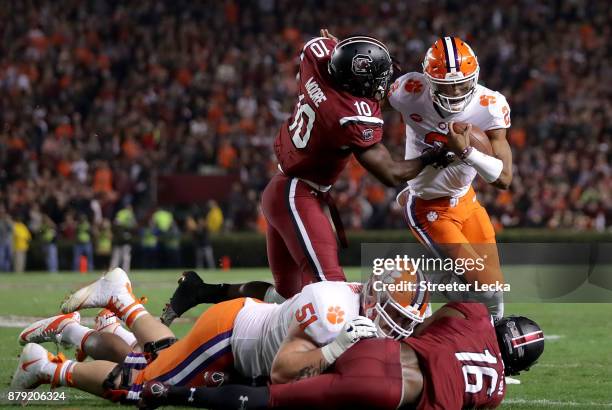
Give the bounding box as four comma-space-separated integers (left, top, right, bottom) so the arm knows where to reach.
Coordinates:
134, 298, 246, 390
400, 187, 503, 286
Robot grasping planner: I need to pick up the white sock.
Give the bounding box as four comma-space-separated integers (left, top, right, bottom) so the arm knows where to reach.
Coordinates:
41, 359, 76, 387
59, 322, 93, 348
112, 324, 137, 347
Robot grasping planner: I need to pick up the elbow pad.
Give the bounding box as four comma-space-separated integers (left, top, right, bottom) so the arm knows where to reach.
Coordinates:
463, 148, 503, 183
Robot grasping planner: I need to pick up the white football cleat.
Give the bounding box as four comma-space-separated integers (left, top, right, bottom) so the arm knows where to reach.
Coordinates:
11, 343, 53, 389
61, 268, 137, 314
18, 312, 81, 346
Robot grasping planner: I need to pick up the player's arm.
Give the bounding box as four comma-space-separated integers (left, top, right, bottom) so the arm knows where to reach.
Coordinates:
270, 316, 377, 384
355, 142, 444, 187
486, 128, 512, 190
270, 324, 328, 384
446, 123, 504, 185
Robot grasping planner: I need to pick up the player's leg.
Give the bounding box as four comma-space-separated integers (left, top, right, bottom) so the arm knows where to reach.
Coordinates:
404, 190, 504, 318
263, 175, 345, 297
160, 270, 273, 325
140, 339, 404, 410
61, 267, 175, 346
265, 221, 302, 297
17, 312, 132, 363
11, 342, 116, 397
134, 298, 244, 395
461, 200, 505, 319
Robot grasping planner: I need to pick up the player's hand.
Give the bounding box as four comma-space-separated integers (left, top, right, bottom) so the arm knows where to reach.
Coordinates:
446, 121, 471, 155
320, 28, 339, 42
321, 316, 378, 364
421, 143, 454, 169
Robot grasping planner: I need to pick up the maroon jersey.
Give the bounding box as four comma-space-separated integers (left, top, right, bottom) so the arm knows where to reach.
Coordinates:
275, 37, 384, 186
404, 302, 505, 409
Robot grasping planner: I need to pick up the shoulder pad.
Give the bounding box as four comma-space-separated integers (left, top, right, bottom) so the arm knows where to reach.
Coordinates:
294, 282, 361, 346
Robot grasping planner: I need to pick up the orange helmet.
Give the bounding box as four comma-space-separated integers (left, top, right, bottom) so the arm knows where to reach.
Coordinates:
423, 37, 479, 113
362, 267, 430, 339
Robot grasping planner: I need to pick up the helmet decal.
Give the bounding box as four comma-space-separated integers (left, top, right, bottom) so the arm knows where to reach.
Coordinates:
352, 54, 374, 75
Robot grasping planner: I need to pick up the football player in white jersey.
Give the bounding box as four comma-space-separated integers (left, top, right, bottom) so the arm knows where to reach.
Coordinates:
12, 267, 428, 403
388, 37, 512, 320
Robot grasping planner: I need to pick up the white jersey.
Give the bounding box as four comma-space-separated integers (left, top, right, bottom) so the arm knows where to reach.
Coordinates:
231, 281, 361, 379
388, 72, 511, 199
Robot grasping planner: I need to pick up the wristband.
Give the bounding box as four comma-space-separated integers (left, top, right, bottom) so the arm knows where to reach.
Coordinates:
463, 148, 503, 183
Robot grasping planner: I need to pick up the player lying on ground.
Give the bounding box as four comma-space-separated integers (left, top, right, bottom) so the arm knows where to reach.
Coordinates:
12, 267, 428, 403
142, 303, 544, 410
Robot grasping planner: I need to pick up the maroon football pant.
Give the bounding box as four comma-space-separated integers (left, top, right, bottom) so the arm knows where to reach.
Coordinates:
269, 338, 403, 409
261, 173, 346, 298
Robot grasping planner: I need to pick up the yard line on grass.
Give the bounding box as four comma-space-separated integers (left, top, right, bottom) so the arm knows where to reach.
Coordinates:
537, 363, 605, 368
545, 334, 563, 341
505, 399, 612, 408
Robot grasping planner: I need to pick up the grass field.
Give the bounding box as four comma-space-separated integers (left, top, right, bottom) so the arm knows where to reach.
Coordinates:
0, 268, 611, 409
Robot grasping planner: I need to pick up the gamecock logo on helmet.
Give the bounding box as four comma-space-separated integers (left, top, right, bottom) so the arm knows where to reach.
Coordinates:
352, 54, 373, 75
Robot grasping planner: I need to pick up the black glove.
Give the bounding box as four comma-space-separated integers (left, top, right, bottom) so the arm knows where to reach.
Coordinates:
420, 142, 455, 169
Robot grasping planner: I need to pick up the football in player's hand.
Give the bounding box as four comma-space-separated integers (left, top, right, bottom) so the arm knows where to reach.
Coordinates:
451, 122, 493, 155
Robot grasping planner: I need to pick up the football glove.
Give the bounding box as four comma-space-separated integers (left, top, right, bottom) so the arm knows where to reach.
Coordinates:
421, 142, 455, 169
321, 316, 378, 364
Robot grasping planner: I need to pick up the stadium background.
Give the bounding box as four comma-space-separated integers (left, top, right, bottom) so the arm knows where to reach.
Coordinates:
0, 0, 610, 271
0, 1, 611, 409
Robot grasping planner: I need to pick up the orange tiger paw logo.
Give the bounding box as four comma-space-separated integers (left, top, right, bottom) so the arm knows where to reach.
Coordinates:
326, 306, 345, 325
479, 95, 496, 106
404, 79, 423, 93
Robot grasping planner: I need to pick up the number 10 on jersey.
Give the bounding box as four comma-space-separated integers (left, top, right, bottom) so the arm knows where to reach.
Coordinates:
289, 95, 315, 149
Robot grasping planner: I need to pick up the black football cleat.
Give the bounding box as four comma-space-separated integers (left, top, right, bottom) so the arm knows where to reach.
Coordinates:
160, 271, 231, 325
160, 271, 205, 326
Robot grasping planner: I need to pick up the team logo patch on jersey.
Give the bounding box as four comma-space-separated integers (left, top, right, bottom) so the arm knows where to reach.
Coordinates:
480, 95, 497, 106
326, 306, 345, 325
351, 54, 373, 75
426, 211, 438, 222
404, 79, 423, 93
410, 113, 423, 122
362, 128, 374, 141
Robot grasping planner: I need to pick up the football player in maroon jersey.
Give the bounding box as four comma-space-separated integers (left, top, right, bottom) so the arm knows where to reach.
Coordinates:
161, 32, 449, 325
142, 303, 544, 409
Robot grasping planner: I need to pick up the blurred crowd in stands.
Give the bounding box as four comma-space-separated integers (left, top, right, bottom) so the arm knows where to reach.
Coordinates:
0, 0, 610, 271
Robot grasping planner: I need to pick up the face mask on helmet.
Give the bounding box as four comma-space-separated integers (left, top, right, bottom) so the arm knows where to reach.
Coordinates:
427, 69, 479, 113
422, 37, 480, 113
361, 269, 429, 340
